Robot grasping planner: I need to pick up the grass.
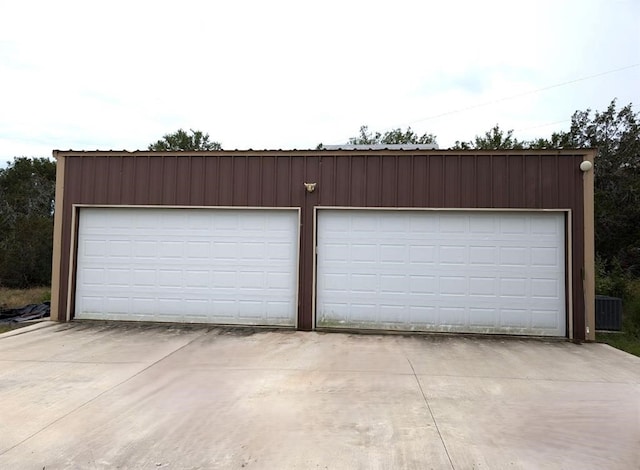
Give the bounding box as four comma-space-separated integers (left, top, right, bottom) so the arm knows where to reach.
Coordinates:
0, 286, 51, 335
0, 286, 51, 310
597, 332, 640, 357
597, 279, 640, 357
0, 324, 19, 334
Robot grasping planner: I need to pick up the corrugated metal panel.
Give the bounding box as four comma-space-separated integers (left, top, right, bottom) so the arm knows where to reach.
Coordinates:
54, 150, 590, 337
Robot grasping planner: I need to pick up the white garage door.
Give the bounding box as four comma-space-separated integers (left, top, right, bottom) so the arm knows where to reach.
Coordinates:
75, 207, 298, 325
316, 210, 566, 336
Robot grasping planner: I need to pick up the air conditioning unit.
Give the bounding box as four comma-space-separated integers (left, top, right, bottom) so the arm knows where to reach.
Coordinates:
595, 295, 623, 331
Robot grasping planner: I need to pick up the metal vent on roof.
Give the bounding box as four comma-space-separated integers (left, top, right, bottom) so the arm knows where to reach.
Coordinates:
322, 144, 439, 150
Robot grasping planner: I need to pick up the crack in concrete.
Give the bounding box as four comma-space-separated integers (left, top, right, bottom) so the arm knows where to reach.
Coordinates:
407, 357, 456, 470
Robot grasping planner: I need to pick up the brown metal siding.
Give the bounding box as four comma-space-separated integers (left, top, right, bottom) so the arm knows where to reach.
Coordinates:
54, 150, 591, 339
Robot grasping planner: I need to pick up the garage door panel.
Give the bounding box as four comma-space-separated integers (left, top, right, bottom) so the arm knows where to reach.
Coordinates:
439, 307, 467, 325
410, 275, 437, 294
410, 245, 436, 264
531, 278, 559, 298
469, 216, 496, 233
75, 208, 298, 326
409, 306, 438, 324
469, 307, 498, 327
531, 310, 561, 329
499, 247, 528, 266
469, 277, 497, 296
531, 247, 561, 267
500, 216, 528, 234
500, 309, 529, 328
316, 210, 566, 336
439, 214, 468, 233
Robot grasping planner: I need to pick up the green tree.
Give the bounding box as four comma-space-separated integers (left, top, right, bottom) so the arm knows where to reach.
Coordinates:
452, 124, 524, 150
524, 130, 571, 149
567, 101, 640, 274
348, 125, 437, 145
517, 100, 640, 274
148, 129, 222, 151
348, 125, 382, 145
0, 158, 56, 287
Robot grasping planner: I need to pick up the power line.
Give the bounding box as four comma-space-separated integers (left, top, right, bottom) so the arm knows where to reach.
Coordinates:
407, 63, 640, 126
514, 119, 569, 133
513, 102, 640, 134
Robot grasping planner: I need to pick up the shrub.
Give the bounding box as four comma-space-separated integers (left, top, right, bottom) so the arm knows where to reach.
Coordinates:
595, 256, 629, 298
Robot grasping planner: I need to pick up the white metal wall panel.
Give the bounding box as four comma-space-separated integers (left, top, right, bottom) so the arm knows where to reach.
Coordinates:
75, 208, 298, 325
316, 210, 566, 336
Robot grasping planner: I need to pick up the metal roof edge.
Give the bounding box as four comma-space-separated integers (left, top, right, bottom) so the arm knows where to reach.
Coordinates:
52, 148, 598, 157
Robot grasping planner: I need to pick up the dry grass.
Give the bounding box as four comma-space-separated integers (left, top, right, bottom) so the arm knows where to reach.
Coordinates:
0, 286, 51, 309
0, 324, 19, 334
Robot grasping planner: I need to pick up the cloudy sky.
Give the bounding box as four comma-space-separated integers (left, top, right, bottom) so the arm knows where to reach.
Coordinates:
0, 0, 638, 165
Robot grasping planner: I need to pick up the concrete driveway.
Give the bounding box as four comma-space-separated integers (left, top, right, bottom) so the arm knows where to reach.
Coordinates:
0, 322, 638, 469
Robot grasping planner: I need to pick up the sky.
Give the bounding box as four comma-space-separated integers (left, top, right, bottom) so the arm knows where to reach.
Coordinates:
0, 0, 638, 166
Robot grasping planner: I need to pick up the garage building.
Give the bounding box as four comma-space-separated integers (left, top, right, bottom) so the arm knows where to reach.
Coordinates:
50, 148, 595, 341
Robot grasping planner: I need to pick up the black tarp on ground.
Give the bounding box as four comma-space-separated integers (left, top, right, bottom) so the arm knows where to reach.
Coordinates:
0, 302, 50, 323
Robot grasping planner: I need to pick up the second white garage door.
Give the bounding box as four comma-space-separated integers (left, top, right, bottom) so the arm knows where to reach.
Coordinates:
316, 210, 566, 336
75, 207, 299, 326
